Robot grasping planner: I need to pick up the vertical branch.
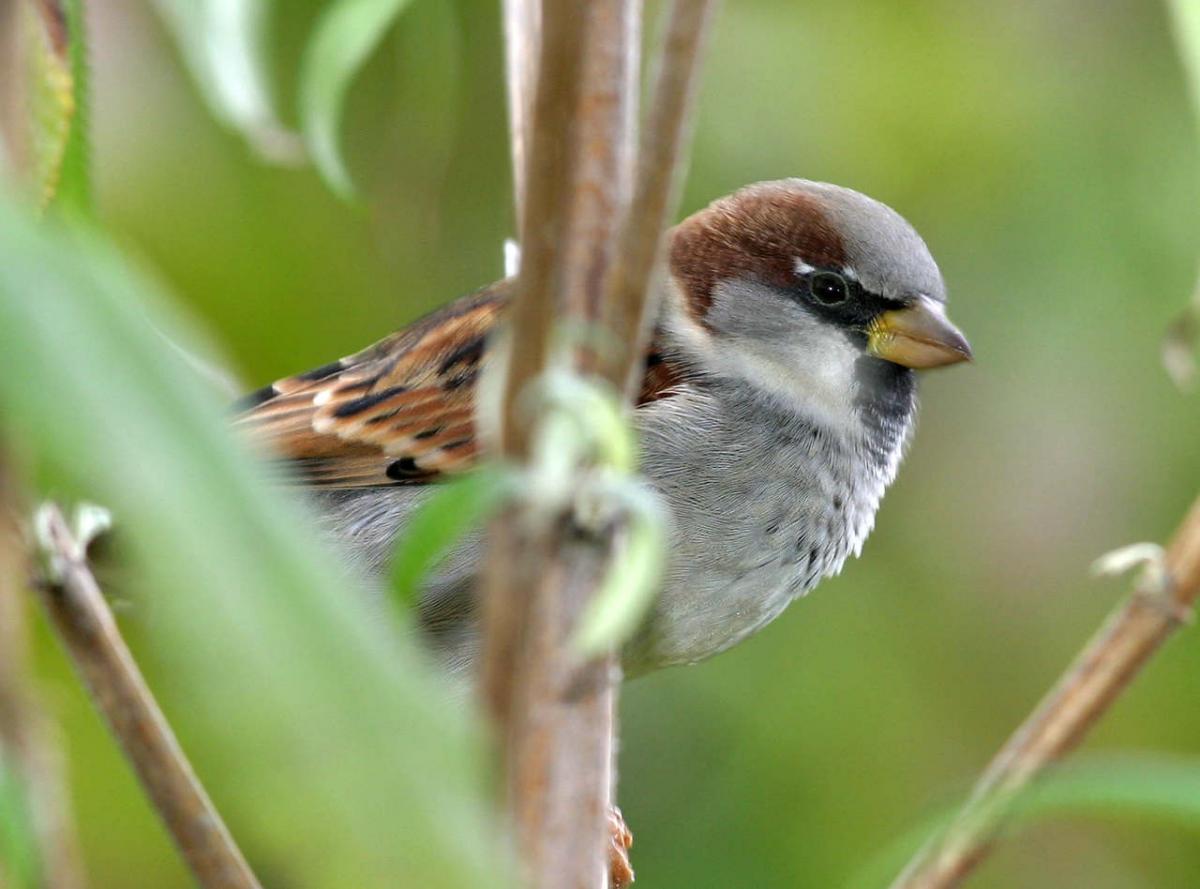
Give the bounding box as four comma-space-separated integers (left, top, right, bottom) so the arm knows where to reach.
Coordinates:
494, 1, 588, 459
0, 466, 85, 889
502, 0, 539, 231
600, 0, 715, 395
486, 1, 714, 886
890, 491, 1200, 889
482, 528, 621, 888
32, 504, 262, 889
544, 3, 640, 884
483, 1, 590, 736
561, 0, 640, 326
485, 2, 637, 885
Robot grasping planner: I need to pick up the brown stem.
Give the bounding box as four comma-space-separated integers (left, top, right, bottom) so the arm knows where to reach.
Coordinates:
890, 491, 1200, 889
32, 0, 70, 58
33, 504, 262, 889
560, 0, 640, 329
495, 0, 589, 460
485, 3, 636, 887
482, 522, 619, 889
600, 0, 716, 395
502, 0, 539, 231
485, 1, 713, 887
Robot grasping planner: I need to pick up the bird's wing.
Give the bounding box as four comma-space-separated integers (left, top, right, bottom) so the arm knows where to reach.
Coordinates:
233, 280, 688, 487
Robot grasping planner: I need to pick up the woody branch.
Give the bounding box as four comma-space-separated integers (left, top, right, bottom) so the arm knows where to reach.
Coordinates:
890, 491, 1200, 889
482, 1, 713, 887
32, 503, 262, 889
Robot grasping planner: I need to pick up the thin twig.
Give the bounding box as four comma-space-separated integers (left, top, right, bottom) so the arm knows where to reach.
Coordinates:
890, 491, 1200, 889
502, 0, 539, 230
0, 467, 85, 889
32, 504, 262, 889
599, 0, 716, 395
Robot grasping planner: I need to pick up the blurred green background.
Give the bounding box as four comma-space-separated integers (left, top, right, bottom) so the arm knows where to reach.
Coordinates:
13, 0, 1200, 886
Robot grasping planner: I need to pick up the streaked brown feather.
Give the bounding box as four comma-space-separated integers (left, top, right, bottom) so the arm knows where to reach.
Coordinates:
234, 279, 690, 487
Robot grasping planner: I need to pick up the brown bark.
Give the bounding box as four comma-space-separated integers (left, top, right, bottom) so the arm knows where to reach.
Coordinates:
33, 504, 262, 889
483, 2, 715, 887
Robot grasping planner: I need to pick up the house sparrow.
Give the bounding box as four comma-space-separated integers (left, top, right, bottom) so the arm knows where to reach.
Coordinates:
234, 179, 970, 675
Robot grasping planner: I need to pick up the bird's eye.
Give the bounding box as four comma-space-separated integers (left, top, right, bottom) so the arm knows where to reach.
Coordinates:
810, 271, 849, 306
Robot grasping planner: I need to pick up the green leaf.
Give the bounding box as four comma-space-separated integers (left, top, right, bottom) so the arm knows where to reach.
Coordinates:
0, 748, 40, 889
24, 0, 90, 215
151, 0, 301, 162
298, 0, 414, 198
57, 0, 90, 213
1168, 0, 1200, 122
1165, 0, 1200, 387
571, 479, 669, 657
847, 753, 1200, 889
390, 466, 513, 611
390, 0, 462, 186
0, 195, 512, 889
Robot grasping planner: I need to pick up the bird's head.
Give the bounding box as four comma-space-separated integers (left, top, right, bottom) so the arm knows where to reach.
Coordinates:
664, 179, 970, 425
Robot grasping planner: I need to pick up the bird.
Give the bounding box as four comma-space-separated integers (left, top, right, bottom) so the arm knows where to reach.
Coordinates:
233, 178, 971, 676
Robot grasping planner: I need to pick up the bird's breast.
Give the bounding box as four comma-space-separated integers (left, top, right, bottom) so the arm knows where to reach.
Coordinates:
627, 383, 902, 670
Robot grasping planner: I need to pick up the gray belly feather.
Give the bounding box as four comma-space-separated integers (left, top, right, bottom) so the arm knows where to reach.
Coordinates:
626, 385, 895, 670
315, 381, 904, 674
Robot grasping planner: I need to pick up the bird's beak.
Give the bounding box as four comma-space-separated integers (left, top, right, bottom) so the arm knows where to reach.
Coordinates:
867, 295, 973, 369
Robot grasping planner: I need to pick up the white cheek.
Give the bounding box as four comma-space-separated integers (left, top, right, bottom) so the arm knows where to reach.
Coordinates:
725, 331, 860, 431
661, 277, 862, 432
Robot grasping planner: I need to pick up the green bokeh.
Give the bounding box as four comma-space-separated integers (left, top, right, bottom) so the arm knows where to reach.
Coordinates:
22, 0, 1200, 886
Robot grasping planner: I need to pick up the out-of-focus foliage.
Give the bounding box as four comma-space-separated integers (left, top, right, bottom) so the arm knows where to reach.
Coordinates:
150, 0, 300, 163
298, 0, 415, 197
573, 478, 668, 658
5, 0, 1200, 887
850, 754, 1200, 889
0, 196, 512, 888
518, 373, 669, 657
1169, 0, 1200, 116
153, 0, 418, 195
0, 749, 40, 889
1164, 0, 1200, 387
390, 465, 510, 609
23, 0, 89, 214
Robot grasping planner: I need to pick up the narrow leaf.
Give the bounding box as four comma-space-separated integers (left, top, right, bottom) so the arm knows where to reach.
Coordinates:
1163, 289, 1200, 390
151, 0, 301, 163
0, 749, 40, 889
848, 753, 1200, 889
390, 466, 513, 610
1165, 0, 1200, 388
572, 479, 668, 656
1168, 0, 1200, 120
298, 0, 413, 198
0, 196, 512, 888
